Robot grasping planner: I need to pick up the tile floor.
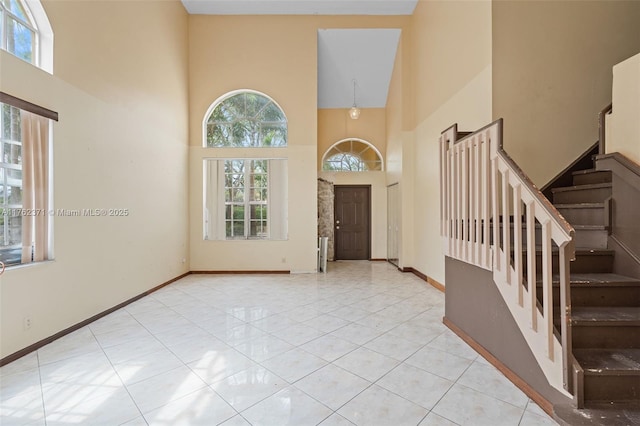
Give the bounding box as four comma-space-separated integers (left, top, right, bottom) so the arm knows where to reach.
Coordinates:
0, 261, 559, 426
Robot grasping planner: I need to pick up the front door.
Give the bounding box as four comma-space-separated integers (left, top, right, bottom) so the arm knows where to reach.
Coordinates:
334, 185, 371, 260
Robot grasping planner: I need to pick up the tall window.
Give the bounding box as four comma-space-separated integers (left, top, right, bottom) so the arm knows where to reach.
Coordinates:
205, 159, 287, 241
205, 92, 287, 148
203, 90, 288, 241
0, 0, 37, 64
322, 139, 383, 171
0, 101, 51, 265
224, 159, 268, 239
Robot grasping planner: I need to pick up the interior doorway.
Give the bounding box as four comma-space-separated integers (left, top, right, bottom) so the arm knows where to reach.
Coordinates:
334, 185, 371, 260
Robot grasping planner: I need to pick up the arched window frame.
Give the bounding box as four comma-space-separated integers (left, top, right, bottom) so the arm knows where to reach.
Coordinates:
0, 0, 53, 73
321, 138, 384, 172
202, 89, 288, 148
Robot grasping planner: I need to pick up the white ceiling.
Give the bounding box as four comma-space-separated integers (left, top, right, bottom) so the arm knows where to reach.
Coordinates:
317, 29, 401, 109
180, 1, 412, 109
181, 0, 417, 16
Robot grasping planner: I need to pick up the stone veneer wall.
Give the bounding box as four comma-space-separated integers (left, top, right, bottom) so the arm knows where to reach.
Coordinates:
317, 178, 335, 261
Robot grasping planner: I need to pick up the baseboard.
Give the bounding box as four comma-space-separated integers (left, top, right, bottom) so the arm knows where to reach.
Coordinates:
369, 258, 387, 262
443, 317, 554, 417
401, 267, 445, 293
190, 270, 290, 274
0, 271, 190, 367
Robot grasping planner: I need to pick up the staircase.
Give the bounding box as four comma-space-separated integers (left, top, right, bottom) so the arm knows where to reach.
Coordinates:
547, 166, 640, 424
440, 120, 640, 425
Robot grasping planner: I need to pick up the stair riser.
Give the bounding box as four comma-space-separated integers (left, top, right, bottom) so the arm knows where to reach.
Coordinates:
573, 326, 640, 349
573, 171, 613, 186
548, 285, 640, 308
583, 375, 640, 403
553, 187, 612, 204
571, 286, 640, 307
574, 230, 609, 249
556, 207, 605, 226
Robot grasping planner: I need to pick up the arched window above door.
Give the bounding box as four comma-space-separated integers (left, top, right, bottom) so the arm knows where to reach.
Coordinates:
322, 138, 383, 171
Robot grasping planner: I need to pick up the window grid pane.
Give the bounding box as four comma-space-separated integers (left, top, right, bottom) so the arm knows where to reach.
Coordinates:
6, 16, 34, 63
206, 93, 287, 148
0, 103, 23, 265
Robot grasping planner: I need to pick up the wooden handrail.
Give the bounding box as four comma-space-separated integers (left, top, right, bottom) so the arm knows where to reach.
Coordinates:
598, 103, 612, 155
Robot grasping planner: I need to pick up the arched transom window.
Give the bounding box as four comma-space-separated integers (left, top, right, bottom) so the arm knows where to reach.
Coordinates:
1, 0, 37, 63
322, 139, 383, 172
205, 91, 287, 148
0, 0, 53, 73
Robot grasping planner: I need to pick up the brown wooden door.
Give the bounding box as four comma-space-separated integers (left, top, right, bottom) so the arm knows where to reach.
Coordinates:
334, 185, 371, 260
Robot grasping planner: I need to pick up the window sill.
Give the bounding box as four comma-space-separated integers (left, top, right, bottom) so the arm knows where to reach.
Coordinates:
3, 259, 55, 273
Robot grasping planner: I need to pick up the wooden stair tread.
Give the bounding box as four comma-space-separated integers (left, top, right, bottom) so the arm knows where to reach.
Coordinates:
555, 202, 605, 209
521, 248, 614, 255
571, 169, 611, 176
574, 225, 608, 231
536, 273, 640, 287
573, 348, 640, 374
571, 307, 640, 325
551, 182, 612, 193
567, 273, 640, 285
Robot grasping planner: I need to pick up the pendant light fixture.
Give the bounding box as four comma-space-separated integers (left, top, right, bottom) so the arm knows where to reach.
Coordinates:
349, 79, 361, 120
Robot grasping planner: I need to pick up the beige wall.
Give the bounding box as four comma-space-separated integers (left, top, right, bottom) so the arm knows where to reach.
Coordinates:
493, 0, 640, 186
188, 15, 406, 272
317, 108, 386, 169
0, 0, 189, 358
386, 0, 492, 281
609, 53, 640, 163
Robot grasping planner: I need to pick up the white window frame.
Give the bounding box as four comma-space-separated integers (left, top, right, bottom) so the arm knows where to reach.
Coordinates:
202, 89, 288, 148
321, 138, 384, 172
204, 158, 287, 241
0, 103, 23, 263
0, 0, 53, 73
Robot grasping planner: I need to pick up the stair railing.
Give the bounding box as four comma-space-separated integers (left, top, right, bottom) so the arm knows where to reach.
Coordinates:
440, 119, 575, 396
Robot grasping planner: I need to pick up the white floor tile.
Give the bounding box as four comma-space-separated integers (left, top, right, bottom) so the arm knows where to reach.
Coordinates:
113, 348, 183, 386
432, 383, 525, 426
337, 384, 428, 426
143, 387, 236, 425
418, 412, 458, 426
426, 330, 479, 361
457, 361, 529, 408
294, 364, 370, 410
364, 332, 424, 361
233, 335, 294, 362
377, 363, 453, 409
299, 334, 358, 362
519, 410, 559, 426
333, 347, 399, 382
187, 348, 258, 385
329, 323, 383, 345
211, 365, 287, 411
241, 386, 333, 426
406, 346, 473, 381
126, 365, 207, 413
261, 348, 327, 383
45, 385, 140, 426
